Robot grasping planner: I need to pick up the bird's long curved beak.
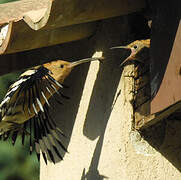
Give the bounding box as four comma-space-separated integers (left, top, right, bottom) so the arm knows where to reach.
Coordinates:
110, 46, 130, 50
69, 57, 104, 68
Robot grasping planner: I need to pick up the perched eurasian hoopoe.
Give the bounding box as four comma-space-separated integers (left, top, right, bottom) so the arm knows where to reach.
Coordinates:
111, 39, 151, 119
111, 39, 150, 66
0, 57, 102, 164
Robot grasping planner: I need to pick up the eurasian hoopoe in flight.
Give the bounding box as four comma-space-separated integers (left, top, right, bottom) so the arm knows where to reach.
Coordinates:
0, 57, 102, 164
111, 39, 150, 66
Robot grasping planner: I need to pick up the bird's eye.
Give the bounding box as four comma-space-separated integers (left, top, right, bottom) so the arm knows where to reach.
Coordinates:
60, 64, 64, 68
133, 45, 137, 49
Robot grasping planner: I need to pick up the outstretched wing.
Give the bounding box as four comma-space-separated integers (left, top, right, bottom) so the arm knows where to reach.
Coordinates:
0, 65, 68, 164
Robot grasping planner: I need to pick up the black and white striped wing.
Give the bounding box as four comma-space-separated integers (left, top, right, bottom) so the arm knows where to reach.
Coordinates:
0, 66, 68, 164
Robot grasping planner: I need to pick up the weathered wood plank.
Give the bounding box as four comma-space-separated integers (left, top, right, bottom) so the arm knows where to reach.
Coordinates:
0, 0, 145, 54
136, 100, 181, 130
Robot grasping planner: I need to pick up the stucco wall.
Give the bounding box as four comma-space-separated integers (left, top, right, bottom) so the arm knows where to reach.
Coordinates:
40, 16, 181, 180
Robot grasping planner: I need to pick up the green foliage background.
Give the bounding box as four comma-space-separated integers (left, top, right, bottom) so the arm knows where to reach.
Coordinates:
0, 72, 39, 180
0, 0, 19, 4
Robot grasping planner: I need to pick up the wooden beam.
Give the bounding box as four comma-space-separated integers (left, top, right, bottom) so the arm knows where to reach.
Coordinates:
0, 0, 145, 54
136, 100, 181, 130
151, 21, 181, 114
150, 0, 181, 114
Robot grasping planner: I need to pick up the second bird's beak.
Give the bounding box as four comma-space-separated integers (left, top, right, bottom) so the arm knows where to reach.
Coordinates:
110, 46, 134, 67
110, 46, 130, 50
69, 57, 104, 68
